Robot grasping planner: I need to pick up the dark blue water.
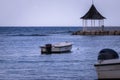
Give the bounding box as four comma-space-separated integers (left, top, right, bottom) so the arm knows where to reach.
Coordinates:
0, 27, 81, 36
0, 27, 120, 80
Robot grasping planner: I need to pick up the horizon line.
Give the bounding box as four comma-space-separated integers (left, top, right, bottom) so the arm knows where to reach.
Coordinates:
0, 26, 120, 27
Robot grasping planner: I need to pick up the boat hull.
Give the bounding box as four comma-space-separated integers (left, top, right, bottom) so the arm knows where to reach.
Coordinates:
94, 60, 120, 79
41, 44, 72, 54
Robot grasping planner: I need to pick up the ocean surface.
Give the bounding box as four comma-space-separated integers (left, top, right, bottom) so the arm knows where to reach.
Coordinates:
0, 27, 120, 80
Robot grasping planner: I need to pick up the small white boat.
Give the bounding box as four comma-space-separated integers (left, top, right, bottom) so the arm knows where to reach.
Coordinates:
40, 42, 72, 54
94, 49, 120, 79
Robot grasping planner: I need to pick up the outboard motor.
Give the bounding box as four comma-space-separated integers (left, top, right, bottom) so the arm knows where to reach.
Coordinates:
98, 48, 119, 60
46, 44, 52, 54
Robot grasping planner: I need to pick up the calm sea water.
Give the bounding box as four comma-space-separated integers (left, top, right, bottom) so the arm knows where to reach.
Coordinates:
0, 27, 120, 80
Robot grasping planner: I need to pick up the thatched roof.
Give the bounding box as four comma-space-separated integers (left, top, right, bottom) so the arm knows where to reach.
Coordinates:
81, 4, 106, 20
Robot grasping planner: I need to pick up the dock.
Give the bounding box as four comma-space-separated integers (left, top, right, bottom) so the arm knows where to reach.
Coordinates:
72, 30, 120, 35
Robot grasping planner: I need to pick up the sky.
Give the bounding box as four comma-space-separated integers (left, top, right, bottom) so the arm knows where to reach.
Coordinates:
0, 0, 120, 26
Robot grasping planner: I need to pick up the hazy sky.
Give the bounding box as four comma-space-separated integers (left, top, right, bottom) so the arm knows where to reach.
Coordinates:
0, 0, 120, 26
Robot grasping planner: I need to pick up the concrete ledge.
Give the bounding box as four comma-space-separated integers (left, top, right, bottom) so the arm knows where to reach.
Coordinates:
72, 30, 120, 35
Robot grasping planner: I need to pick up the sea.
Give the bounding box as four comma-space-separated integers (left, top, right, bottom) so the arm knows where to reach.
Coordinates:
0, 27, 120, 80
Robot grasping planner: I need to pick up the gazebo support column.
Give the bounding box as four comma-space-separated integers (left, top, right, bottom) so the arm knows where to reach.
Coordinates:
84, 20, 87, 31
101, 20, 104, 31
82, 20, 84, 31
102, 19, 104, 26
82, 20, 88, 31
91, 20, 93, 27
94, 20, 95, 27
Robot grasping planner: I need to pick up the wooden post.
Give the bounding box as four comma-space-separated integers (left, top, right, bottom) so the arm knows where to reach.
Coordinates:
99, 20, 100, 27
82, 20, 84, 31
91, 20, 92, 27
94, 20, 95, 27
103, 20, 104, 26
85, 20, 87, 31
